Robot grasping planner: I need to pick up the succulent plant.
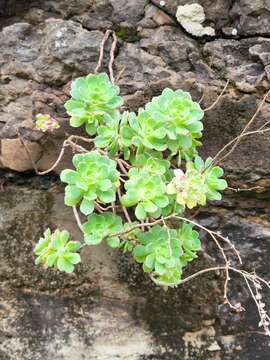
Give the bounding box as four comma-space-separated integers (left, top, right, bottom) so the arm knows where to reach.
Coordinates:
121, 167, 169, 220
35, 113, 60, 132
132, 223, 201, 285
131, 150, 170, 176
60, 151, 120, 215
35, 73, 225, 287
94, 111, 136, 158
167, 156, 227, 209
65, 73, 123, 135
34, 229, 81, 273
130, 88, 204, 155
83, 212, 123, 248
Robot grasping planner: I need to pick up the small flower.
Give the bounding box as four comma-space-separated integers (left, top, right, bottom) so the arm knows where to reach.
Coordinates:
173, 169, 187, 181
35, 113, 60, 132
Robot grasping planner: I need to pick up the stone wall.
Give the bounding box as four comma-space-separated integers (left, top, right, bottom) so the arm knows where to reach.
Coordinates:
0, 1, 270, 359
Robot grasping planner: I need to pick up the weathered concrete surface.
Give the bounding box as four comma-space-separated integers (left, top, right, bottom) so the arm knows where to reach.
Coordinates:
0, 0, 270, 359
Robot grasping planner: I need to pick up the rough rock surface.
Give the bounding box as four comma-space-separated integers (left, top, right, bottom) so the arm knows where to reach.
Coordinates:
151, 0, 270, 37
0, 0, 270, 359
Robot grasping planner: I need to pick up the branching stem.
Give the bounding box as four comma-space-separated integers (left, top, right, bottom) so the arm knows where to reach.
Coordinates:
203, 79, 229, 112
117, 188, 132, 223
211, 89, 270, 166
72, 205, 84, 233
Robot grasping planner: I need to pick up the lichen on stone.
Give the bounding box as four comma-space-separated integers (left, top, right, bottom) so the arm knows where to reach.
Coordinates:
176, 3, 215, 37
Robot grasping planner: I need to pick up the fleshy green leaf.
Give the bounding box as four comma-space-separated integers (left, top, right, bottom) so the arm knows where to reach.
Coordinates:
80, 198, 95, 215
60, 169, 79, 184
64, 185, 83, 206
57, 256, 74, 273
65, 253, 81, 264
135, 203, 146, 220
107, 236, 120, 248
84, 234, 103, 245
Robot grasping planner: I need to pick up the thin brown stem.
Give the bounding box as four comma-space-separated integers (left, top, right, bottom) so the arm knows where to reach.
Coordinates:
115, 66, 126, 83
211, 128, 270, 167
116, 159, 129, 176
67, 139, 88, 153
227, 186, 264, 193
211, 90, 270, 165
110, 215, 166, 238
108, 31, 117, 84
95, 202, 121, 212
72, 206, 84, 233
234, 89, 270, 142
119, 158, 131, 169
95, 30, 112, 74
198, 87, 206, 104
117, 188, 132, 223
203, 79, 229, 112
150, 266, 227, 287
258, 119, 270, 131
95, 205, 103, 214
19, 137, 68, 175
68, 135, 95, 144
19, 134, 94, 175
94, 29, 117, 84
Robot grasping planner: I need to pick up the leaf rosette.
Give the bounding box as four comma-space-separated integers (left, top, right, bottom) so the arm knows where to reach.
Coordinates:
121, 167, 169, 220
34, 229, 81, 273
179, 222, 201, 265
83, 212, 123, 248
131, 150, 170, 176
167, 157, 227, 209
65, 73, 123, 135
60, 151, 120, 215
132, 223, 201, 285
131, 88, 204, 155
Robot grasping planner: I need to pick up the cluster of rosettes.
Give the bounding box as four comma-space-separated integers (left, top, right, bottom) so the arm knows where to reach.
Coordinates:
65, 74, 204, 160
33, 73, 229, 287
167, 157, 227, 209
60, 151, 120, 215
